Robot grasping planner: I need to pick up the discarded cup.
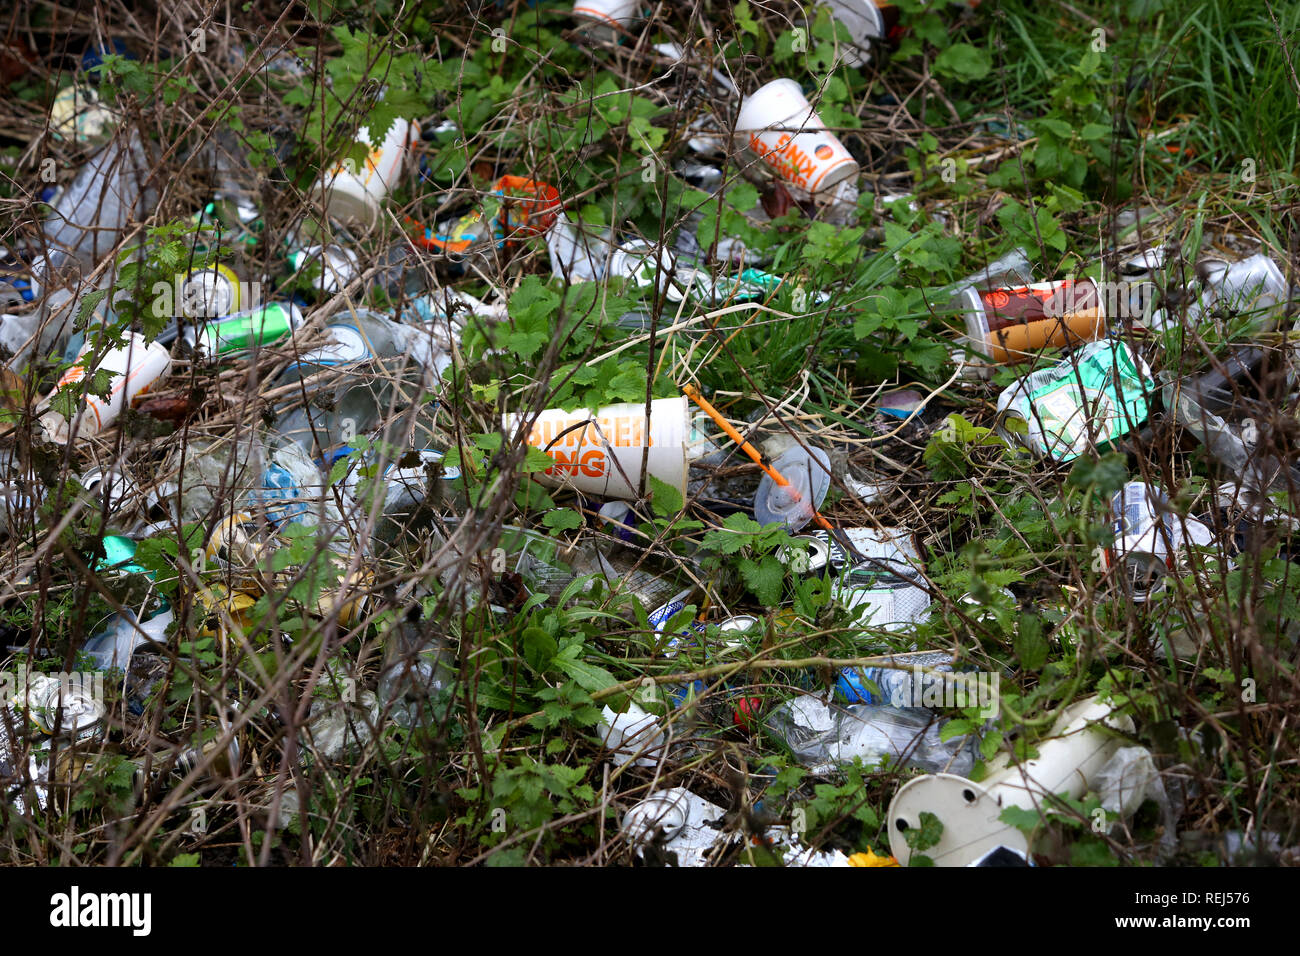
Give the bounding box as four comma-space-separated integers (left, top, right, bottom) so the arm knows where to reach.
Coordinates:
40, 333, 173, 443
512, 396, 711, 500
309, 118, 419, 227
572, 0, 640, 42
734, 79, 859, 195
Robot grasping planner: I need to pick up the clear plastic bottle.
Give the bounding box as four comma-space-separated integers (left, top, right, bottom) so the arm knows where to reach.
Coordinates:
273, 307, 439, 457
377, 611, 454, 728
836, 651, 954, 706
42, 132, 157, 274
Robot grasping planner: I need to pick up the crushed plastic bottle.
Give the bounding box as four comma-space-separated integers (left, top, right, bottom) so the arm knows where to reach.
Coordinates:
273, 306, 443, 456
764, 692, 978, 777
42, 132, 158, 274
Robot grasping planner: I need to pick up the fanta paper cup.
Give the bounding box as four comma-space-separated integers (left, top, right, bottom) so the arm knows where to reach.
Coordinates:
734, 79, 859, 194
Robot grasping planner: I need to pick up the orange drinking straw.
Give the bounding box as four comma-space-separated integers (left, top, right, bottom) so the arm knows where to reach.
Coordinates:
682, 384, 836, 534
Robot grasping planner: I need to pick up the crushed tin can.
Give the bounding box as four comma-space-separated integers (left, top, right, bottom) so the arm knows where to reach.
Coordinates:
804, 527, 933, 631
204, 512, 276, 588
181, 301, 303, 358
194, 583, 259, 645
49, 82, 119, 145
177, 263, 244, 318
776, 535, 832, 577
1106, 481, 1222, 602
416, 176, 561, 259
1191, 253, 1291, 332
20, 673, 105, 740
961, 277, 1107, 366
314, 566, 375, 629
621, 787, 733, 866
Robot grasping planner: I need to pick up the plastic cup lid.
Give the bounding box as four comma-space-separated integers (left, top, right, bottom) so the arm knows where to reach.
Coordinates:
754, 445, 831, 532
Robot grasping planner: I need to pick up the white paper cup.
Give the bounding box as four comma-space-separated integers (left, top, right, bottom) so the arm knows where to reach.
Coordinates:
41, 333, 172, 443
734, 79, 859, 194
310, 118, 418, 228
573, 0, 639, 38
821, 0, 887, 67
510, 396, 689, 500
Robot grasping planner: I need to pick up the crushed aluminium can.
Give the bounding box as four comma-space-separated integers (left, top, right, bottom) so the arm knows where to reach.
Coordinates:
182, 301, 303, 358
49, 82, 119, 145
824, 528, 932, 632
178, 263, 243, 318
23, 675, 104, 740
776, 535, 832, 577
1106, 481, 1221, 602
416, 176, 561, 258
961, 278, 1106, 366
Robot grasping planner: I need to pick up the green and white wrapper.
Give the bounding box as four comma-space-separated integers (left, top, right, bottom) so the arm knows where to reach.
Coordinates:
995, 340, 1152, 461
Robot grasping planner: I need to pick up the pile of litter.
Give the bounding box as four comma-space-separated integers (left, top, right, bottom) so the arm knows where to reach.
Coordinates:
0, 0, 1296, 867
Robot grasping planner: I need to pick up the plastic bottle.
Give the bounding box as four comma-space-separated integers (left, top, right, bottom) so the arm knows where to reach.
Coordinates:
836, 651, 954, 706
765, 692, 978, 777
377, 610, 454, 729
42, 132, 157, 273
273, 307, 438, 456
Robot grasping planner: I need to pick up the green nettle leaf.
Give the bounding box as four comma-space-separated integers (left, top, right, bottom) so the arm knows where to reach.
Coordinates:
1070, 838, 1119, 866
738, 556, 784, 606
76, 290, 108, 328
1013, 618, 1049, 671
939, 718, 974, 743
647, 475, 683, 517
1066, 452, 1128, 495
521, 446, 559, 473
903, 810, 944, 852
999, 804, 1047, 833
933, 44, 992, 82
542, 508, 583, 532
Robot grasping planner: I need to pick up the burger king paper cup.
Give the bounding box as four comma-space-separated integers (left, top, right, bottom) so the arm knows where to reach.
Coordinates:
41, 332, 172, 443
734, 79, 859, 195
510, 397, 692, 500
